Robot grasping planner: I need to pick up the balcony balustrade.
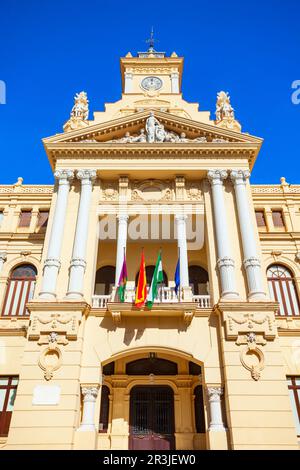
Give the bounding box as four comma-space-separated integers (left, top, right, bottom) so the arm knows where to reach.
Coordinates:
92, 286, 211, 309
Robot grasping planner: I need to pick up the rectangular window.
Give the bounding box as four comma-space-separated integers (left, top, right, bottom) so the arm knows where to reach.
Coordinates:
18, 210, 31, 228
287, 377, 300, 436
0, 211, 3, 227
255, 210, 266, 227
37, 210, 49, 229
0, 376, 19, 437
272, 210, 285, 228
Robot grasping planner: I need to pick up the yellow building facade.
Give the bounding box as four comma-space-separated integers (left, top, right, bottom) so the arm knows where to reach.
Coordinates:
0, 47, 300, 450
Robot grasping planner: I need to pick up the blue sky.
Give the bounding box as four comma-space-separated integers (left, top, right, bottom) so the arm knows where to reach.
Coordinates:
0, 0, 299, 185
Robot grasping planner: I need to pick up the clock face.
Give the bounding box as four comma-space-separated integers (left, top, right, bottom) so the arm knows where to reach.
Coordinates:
141, 76, 162, 91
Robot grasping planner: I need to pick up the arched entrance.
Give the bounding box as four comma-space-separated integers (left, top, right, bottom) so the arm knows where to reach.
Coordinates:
129, 385, 175, 450
98, 350, 207, 450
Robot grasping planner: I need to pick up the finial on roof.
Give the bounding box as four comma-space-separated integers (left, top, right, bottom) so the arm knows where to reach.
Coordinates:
14, 177, 23, 186
125, 52, 133, 58
280, 176, 287, 185
171, 51, 178, 57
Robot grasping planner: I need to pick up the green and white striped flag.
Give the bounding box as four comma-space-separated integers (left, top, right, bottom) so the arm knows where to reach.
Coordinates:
146, 252, 164, 308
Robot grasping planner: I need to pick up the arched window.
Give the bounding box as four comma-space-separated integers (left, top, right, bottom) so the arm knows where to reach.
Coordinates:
1, 264, 37, 317
99, 385, 110, 433
189, 265, 209, 295
267, 265, 300, 316
94, 266, 115, 295
135, 265, 168, 286
126, 357, 178, 375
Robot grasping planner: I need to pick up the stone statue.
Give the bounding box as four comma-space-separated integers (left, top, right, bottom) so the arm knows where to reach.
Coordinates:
215, 91, 234, 121
63, 91, 89, 132
70, 91, 89, 120
105, 115, 212, 143
155, 122, 166, 142
145, 112, 162, 142
131, 129, 147, 142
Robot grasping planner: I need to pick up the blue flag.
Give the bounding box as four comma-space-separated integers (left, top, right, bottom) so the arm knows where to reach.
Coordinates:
174, 258, 180, 295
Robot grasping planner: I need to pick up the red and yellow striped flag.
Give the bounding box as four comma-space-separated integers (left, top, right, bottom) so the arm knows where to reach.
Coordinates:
135, 250, 147, 308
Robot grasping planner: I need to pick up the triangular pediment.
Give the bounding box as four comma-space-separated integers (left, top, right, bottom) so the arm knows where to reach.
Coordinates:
43, 109, 262, 146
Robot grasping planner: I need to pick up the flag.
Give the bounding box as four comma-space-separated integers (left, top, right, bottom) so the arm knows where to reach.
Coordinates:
174, 258, 180, 295
135, 250, 147, 307
117, 252, 127, 302
146, 252, 164, 308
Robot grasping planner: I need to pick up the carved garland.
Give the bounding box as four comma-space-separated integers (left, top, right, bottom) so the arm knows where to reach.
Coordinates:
223, 312, 276, 381
28, 313, 81, 381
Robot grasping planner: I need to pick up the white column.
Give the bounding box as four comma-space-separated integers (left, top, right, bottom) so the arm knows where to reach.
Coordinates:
67, 169, 96, 299
175, 214, 192, 300
78, 386, 99, 431
115, 214, 128, 286
0, 252, 7, 274
207, 386, 226, 431
207, 170, 238, 299
124, 72, 133, 93
39, 169, 74, 299
171, 72, 179, 93
230, 170, 265, 300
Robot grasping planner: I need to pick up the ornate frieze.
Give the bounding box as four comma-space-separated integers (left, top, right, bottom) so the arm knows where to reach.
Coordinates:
101, 181, 119, 201
223, 311, 276, 341
28, 313, 80, 343
106, 113, 209, 144
131, 179, 174, 202
185, 182, 203, 201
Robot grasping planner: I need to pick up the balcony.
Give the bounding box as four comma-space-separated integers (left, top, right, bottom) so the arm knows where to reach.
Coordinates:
92, 286, 211, 310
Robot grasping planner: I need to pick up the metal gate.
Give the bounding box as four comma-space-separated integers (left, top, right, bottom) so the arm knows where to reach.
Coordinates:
129, 386, 175, 450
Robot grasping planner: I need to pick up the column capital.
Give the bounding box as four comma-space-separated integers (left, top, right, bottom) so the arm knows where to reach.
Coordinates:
0, 252, 7, 262
175, 214, 188, 222
54, 169, 74, 184
230, 169, 250, 185
117, 214, 129, 222
76, 169, 97, 183
81, 386, 99, 402
206, 386, 224, 402
207, 169, 228, 185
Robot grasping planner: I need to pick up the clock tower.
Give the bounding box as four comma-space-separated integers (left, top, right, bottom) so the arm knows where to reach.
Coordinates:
92, 41, 211, 123
120, 47, 183, 96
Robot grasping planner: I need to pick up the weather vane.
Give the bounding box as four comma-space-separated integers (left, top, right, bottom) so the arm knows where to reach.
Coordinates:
146, 27, 158, 52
